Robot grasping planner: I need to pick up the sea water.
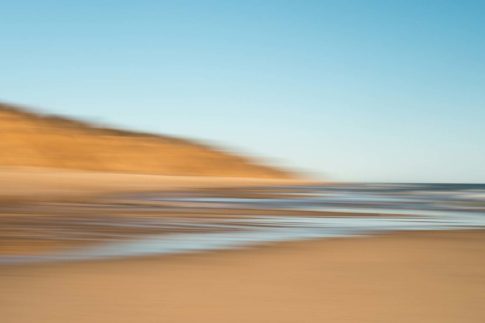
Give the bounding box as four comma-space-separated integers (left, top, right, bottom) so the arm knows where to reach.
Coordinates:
1, 183, 484, 264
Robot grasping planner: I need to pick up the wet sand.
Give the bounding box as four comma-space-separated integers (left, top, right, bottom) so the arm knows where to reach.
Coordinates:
0, 201, 411, 256
1, 230, 484, 323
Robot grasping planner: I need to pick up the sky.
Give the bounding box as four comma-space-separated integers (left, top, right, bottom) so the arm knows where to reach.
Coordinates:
1, 0, 484, 182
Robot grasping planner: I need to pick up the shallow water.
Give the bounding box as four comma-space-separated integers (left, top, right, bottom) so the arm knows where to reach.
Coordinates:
1, 183, 484, 264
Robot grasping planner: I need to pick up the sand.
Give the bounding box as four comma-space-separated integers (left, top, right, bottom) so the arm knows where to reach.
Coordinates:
0, 169, 483, 322
0, 104, 293, 178
1, 230, 484, 323
0, 167, 308, 202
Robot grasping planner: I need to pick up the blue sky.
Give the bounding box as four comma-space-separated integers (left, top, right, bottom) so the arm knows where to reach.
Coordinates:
1, 0, 484, 182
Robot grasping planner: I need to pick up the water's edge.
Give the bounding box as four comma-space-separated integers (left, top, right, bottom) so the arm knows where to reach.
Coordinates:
1, 183, 484, 265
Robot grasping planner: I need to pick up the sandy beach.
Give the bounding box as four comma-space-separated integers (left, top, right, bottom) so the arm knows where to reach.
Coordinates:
1, 230, 484, 323
2, 1, 484, 322
0, 170, 484, 322
0, 167, 309, 202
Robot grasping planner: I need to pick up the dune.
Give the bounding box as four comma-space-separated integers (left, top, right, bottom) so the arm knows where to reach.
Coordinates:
0, 102, 293, 179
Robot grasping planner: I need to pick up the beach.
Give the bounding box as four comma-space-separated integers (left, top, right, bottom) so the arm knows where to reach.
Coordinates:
1, 171, 484, 322
2, 1, 484, 322
1, 230, 484, 323
0, 167, 307, 202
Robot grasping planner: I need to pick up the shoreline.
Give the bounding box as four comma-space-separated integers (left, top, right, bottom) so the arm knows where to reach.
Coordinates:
1, 227, 484, 267
1, 229, 484, 322
1, 170, 484, 322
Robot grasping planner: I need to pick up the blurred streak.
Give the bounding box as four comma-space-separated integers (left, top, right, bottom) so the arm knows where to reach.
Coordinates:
1, 183, 484, 264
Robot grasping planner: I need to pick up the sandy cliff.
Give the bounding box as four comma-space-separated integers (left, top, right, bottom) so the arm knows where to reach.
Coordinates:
0, 102, 293, 178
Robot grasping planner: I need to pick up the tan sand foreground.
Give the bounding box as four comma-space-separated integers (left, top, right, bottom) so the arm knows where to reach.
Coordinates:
1, 230, 484, 323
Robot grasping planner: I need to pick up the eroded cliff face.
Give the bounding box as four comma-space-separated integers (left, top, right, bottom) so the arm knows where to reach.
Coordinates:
0, 103, 293, 178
